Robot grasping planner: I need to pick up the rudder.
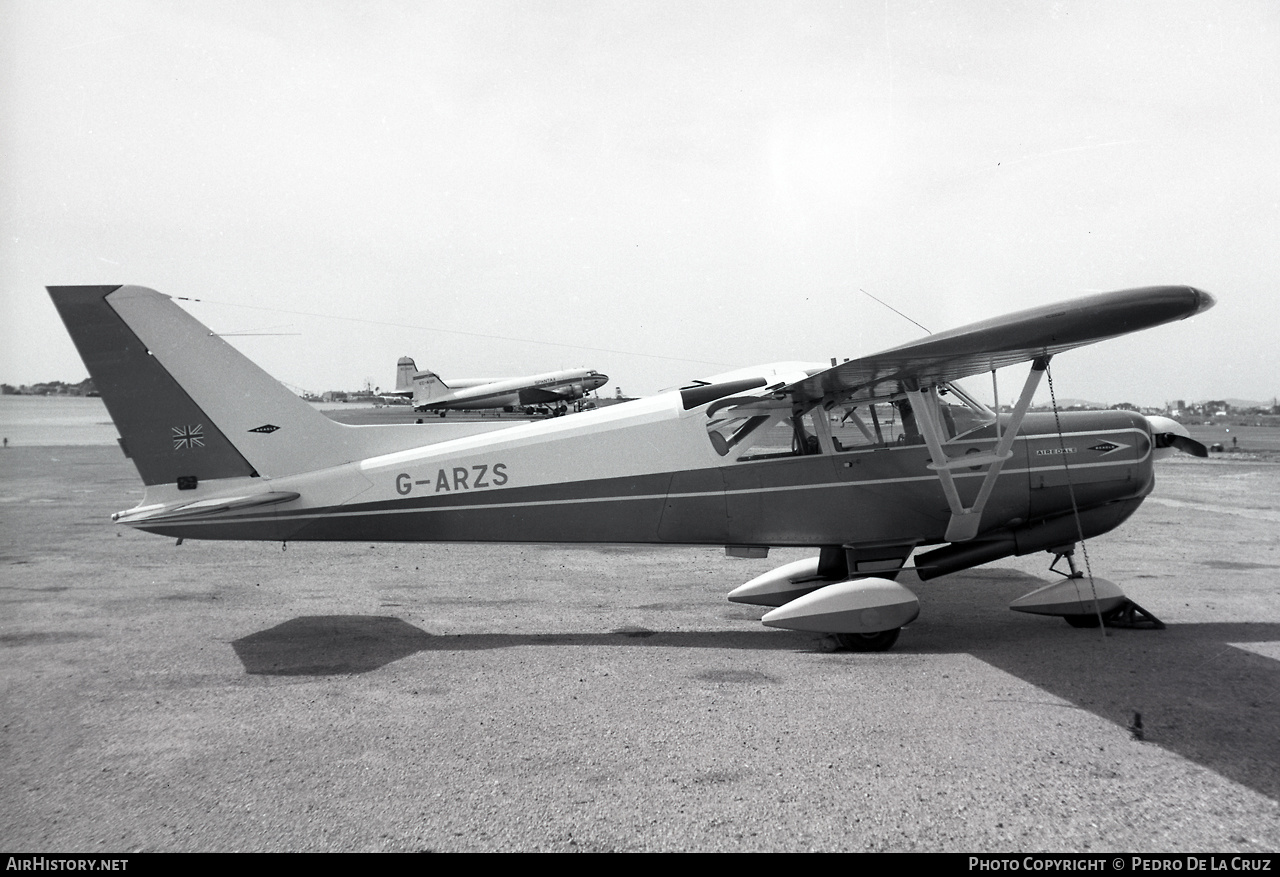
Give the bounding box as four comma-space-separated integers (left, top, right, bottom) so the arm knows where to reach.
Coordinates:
48, 285, 380, 485
48, 286, 260, 486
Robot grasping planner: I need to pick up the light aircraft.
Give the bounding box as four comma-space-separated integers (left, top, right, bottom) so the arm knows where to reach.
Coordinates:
48, 284, 1214, 651
392, 356, 608, 416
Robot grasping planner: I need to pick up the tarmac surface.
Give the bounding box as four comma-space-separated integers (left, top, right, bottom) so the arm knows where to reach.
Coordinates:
2, 445, 1278, 852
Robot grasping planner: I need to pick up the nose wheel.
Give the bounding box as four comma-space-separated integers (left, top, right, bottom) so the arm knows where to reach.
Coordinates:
1009, 546, 1165, 630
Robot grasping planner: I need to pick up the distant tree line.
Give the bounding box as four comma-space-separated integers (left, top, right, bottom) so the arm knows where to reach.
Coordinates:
2, 378, 96, 396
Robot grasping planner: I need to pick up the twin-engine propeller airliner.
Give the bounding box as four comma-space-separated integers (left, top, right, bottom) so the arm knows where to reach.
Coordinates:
392, 355, 607, 416
48, 284, 1213, 651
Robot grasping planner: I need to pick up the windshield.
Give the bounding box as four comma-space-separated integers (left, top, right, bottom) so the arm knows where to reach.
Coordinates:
828, 383, 995, 450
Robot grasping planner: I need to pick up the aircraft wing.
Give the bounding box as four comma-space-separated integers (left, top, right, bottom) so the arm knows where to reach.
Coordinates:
783, 286, 1214, 405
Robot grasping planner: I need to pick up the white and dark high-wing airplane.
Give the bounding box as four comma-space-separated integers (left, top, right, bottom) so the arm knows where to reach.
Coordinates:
48, 284, 1214, 651
392, 356, 608, 415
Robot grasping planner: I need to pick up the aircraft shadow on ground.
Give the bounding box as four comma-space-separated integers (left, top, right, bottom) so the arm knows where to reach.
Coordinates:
232, 600, 1280, 803
229, 614, 805, 676
972, 619, 1280, 803
914, 572, 1280, 803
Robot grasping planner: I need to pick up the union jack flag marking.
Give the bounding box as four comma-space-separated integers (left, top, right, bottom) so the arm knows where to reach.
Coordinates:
172, 424, 205, 450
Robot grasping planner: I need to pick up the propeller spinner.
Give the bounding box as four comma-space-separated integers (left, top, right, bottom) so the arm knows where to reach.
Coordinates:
1146, 415, 1209, 458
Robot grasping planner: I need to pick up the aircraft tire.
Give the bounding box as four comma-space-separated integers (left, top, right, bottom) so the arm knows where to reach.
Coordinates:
834, 628, 900, 652
1063, 614, 1101, 629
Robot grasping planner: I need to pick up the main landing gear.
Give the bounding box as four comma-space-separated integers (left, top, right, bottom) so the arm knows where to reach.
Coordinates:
1008, 546, 1165, 630
731, 560, 921, 653
521, 405, 569, 417
833, 628, 902, 652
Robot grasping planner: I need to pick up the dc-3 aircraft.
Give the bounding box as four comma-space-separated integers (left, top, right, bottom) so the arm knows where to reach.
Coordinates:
49, 284, 1214, 651
392, 355, 608, 416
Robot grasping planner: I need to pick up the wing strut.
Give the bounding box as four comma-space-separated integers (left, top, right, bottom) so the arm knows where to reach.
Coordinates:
914, 356, 1050, 542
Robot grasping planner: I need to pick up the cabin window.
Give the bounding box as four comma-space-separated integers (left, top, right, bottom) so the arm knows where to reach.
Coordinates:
706, 383, 994, 459
706, 415, 771, 457
831, 400, 923, 450
706, 410, 826, 461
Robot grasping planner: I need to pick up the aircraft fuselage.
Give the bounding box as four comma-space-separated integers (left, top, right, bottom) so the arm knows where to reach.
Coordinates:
125, 388, 1156, 564
413, 368, 608, 411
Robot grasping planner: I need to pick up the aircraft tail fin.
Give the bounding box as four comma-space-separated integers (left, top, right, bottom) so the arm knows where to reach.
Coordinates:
395, 356, 417, 393
412, 368, 450, 405
47, 285, 423, 487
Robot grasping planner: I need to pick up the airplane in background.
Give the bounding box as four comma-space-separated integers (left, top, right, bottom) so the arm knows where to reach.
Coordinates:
49, 284, 1213, 651
392, 356, 608, 416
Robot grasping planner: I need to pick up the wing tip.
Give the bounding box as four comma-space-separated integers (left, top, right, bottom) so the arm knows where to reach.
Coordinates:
1187, 286, 1216, 315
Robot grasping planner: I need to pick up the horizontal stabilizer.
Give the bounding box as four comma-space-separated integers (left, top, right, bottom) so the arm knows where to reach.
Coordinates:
114, 491, 301, 525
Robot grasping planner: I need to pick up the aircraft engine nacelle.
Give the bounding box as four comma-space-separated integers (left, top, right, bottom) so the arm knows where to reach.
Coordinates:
727, 556, 823, 607
760, 578, 920, 635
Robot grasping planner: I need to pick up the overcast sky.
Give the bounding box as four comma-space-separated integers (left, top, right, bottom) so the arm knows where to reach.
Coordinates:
2, 1, 1277, 406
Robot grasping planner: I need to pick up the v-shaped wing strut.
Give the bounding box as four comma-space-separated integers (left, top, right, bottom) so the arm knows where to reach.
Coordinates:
913, 357, 1049, 542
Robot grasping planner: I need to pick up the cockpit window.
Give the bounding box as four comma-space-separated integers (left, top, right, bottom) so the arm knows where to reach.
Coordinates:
938, 383, 997, 440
